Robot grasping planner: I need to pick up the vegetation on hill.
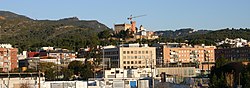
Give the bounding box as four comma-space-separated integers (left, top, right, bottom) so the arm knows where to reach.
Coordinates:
156, 28, 250, 46
1, 11, 250, 52
0, 11, 111, 51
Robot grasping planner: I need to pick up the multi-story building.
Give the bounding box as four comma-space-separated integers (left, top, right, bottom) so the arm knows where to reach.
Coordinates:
0, 44, 18, 72
103, 43, 156, 69
155, 43, 216, 73
215, 47, 250, 61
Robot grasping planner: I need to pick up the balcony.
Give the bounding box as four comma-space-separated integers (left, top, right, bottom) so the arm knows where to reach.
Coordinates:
3, 60, 9, 62
170, 52, 177, 55
3, 65, 9, 68
0, 62, 3, 68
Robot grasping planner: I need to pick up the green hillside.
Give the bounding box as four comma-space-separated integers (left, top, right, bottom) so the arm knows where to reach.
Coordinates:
0, 11, 111, 51
156, 28, 250, 45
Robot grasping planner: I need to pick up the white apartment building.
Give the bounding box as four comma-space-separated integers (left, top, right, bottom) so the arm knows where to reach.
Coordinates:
216, 38, 248, 47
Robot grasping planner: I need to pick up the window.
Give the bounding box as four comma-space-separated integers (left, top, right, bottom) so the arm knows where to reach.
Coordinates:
123, 56, 126, 59
127, 66, 130, 69
139, 61, 141, 64
142, 51, 145, 54
127, 51, 130, 54
116, 70, 119, 73
189, 69, 194, 75
135, 51, 137, 54
135, 61, 137, 64
127, 61, 130, 64
131, 61, 134, 64
123, 51, 126, 54
128, 56, 130, 59
139, 51, 141, 54
135, 56, 137, 59
142, 56, 145, 59
131, 51, 133, 54
131, 56, 134, 59
146, 51, 148, 54
184, 70, 187, 75
123, 61, 126, 64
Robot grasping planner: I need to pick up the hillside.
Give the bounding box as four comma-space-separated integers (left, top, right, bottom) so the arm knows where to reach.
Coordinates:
156, 28, 250, 45
0, 11, 111, 51
155, 28, 211, 38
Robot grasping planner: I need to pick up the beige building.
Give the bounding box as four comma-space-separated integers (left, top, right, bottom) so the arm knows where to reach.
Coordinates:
103, 43, 156, 69
163, 44, 216, 73
153, 43, 216, 73
114, 23, 131, 34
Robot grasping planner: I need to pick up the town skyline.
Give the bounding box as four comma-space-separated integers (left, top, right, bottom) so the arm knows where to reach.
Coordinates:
0, 0, 249, 31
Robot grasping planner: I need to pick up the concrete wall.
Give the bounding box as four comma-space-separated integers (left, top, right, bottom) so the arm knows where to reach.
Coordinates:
0, 77, 45, 88
44, 81, 87, 88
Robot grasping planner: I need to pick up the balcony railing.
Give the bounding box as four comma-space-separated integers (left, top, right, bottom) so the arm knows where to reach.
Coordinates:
3, 60, 9, 62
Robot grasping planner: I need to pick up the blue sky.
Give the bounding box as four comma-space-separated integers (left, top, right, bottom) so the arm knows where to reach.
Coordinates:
0, 0, 249, 31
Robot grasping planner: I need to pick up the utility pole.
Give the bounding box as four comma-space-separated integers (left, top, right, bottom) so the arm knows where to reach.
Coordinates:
7, 48, 10, 88
38, 70, 41, 88
151, 52, 154, 88
102, 46, 105, 78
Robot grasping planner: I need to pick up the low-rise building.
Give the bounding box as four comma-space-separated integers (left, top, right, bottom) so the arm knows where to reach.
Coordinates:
156, 67, 196, 77
0, 73, 45, 88
105, 68, 156, 79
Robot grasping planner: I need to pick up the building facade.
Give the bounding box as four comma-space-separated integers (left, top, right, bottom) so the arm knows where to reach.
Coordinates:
156, 67, 196, 77
160, 44, 215, 73
103, 44, 156, 69
215, 47, 250, 61
114, 23, 132, 34
0, 44, 18, 72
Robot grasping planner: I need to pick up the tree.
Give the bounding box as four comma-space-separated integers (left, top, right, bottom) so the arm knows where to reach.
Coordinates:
68, 60, 94, 80
80, 62, 94, 80
98, 30, 111, 39
45, 68, 57, 80
39, 62, 56, 72
61, 67, 74, 80
39, 62, 57, 80
68, 61, 84, 76
210, 74, 218, 87
215, 57, 229, 68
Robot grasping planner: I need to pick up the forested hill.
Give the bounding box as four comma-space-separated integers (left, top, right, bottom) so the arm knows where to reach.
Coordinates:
156, 28, 250, 45
0, 11, 111, 51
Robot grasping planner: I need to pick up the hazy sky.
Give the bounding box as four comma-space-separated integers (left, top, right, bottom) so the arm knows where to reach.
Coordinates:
0, 0, 249, 31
